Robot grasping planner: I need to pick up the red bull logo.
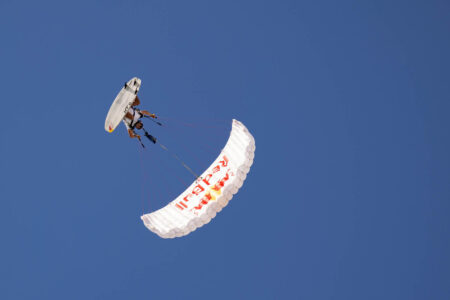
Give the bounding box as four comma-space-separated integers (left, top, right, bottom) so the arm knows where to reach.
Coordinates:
174, 155, 233, 212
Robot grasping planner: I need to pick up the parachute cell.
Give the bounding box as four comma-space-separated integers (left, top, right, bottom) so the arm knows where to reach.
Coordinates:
141, 119, 255, 238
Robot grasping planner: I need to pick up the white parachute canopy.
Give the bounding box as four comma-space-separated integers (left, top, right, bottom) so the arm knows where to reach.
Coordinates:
105, 77, 141, 133
141, 119, 255, 238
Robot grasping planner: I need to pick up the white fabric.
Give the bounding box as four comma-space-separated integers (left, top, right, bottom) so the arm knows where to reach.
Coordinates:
123, 120, 131, 131
105, 77, 141, 133
141, 119, 255, 238
122, 108, 141, 130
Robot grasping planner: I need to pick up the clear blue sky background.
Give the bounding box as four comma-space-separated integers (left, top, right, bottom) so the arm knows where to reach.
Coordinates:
1, 1, 449, 299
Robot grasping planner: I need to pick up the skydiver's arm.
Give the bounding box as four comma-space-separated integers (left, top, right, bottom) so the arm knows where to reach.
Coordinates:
141, 110, 157, 118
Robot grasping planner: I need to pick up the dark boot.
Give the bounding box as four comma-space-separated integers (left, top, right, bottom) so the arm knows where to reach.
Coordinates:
145, 132, 157, 144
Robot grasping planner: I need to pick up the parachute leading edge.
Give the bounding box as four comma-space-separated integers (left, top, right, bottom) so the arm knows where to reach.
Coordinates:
141, 119, 255, 238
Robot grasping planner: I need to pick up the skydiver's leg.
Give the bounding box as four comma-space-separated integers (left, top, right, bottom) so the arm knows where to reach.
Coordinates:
125, 112, 133, 119
144, 130, 157, 144
132, 96, 140, 107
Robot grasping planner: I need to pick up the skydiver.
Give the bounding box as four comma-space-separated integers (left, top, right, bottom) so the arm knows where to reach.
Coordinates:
123, 96, 158, 144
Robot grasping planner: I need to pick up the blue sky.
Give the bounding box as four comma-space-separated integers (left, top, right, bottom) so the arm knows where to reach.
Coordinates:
1, 1, 449, 299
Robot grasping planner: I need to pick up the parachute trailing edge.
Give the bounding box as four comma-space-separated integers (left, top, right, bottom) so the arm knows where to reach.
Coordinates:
141, 119, 255, 238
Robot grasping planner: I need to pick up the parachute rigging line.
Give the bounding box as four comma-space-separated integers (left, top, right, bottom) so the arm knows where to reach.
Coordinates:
158, 142, 200, 179
137, 127, 199, 180
137, 136, 145, 148
138, 144, 147, 215
157, 118, 224, 159
143, 115, 163, 126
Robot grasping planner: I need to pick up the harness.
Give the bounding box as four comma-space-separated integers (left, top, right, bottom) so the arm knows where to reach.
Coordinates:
129, 108, 144, 130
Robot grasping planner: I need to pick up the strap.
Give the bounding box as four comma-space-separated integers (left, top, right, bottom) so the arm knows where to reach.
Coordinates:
129, 108, 143, 130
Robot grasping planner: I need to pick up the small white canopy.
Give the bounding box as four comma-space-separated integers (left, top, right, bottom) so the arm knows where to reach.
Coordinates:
105, 77, 141, 133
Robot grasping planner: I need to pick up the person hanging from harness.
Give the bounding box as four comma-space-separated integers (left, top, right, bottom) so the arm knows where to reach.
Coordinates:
123, 96, 158, 144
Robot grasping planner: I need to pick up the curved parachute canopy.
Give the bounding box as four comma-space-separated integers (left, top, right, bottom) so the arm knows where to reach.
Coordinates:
141, 119, 255, 238
105, 77, 141, 133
